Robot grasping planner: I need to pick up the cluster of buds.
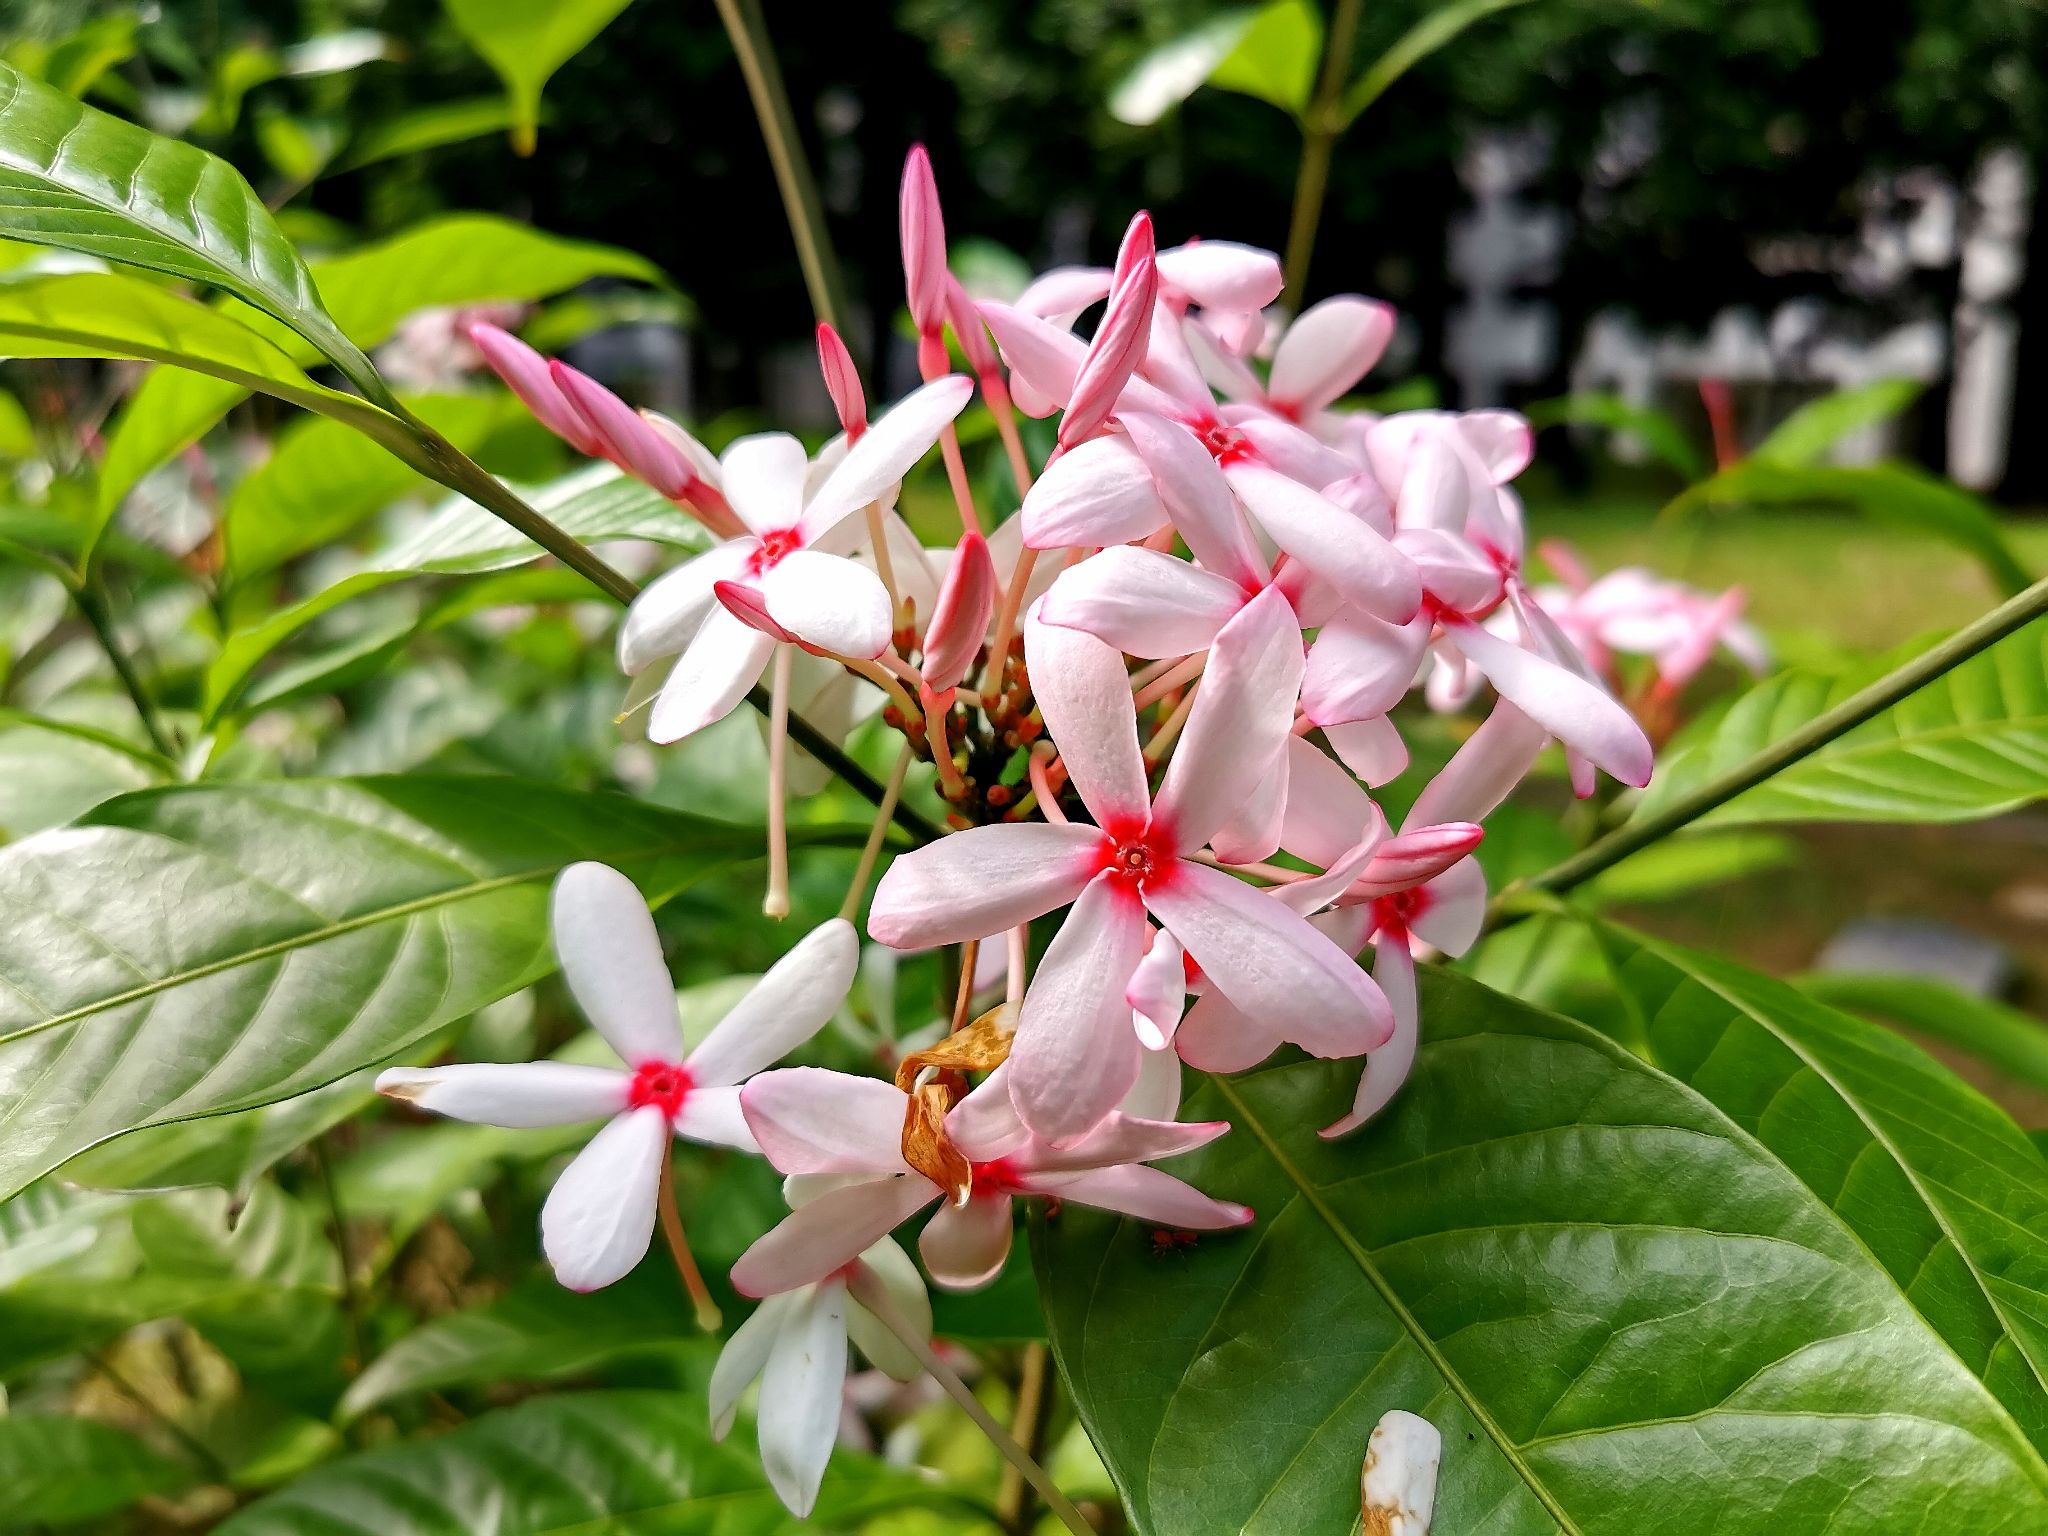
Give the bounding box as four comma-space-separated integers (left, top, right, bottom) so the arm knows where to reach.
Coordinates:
425, 145, 1668, 1516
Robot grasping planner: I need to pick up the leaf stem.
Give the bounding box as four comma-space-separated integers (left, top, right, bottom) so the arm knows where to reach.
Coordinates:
848, 1274, 1094, 1535
997, 1341, 1055, 1533
1281, 0, 1364, 304
309, 1132, 370, 1380
69, 579, 177, 759
88, 1347, 232, 1483
838, 741, 915, 923
1517, 573, 2048, 898
658, 1151, 722, 1331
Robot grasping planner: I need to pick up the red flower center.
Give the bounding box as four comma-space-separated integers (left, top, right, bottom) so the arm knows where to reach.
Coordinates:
627, 1060, 693, 1117
971, 1158, 1022, 1195
1099, 825, 1174, 890
1198, 421, 1252, 464
748, 527, 803, 575
1374, 887, 1430, 935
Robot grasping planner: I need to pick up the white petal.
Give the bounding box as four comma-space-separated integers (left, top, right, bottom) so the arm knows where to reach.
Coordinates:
918, 1192, 1015, 1291
1411, 858, 1487, 957
552, 862, 680, 1067
1276, 735, 1376, 868
801, 375, 974, 540
1017, 265, 1112, 320
1402, 700, 1548, 829
1157, 240, 1283, 313
979, 302, 1086, 408
1445, 617, 1653, 786
675, 1083, 757, 1152
1207, 748, 1286, 868
846, 1238, 930, 1380
1458, 410, 1535, 482
1225, 460, 1420, 623
1233, 415, 1355, 489
1320, 937, 1418, 1138
1049, 1164, 1252, 1229
1269, 297, 1396, 413
731, 1176, 939, 1297
720, 432, 810, 535
1039, 546, 1243, 659
1025, 612, 1151, 831
760, 550, 892, 659
758, 1281, 849, 1518
1324, 714, 1409, 785
648, 608, 776, 744
1122, 1039, 1185, 1119
868, 822, 1103, 949
1120, 411, 1266, 587
1019, 434, 1168, 551
1009, 874, 1150, 1146
1126, 927, 1189, 1050
376, 1063, 628, 1128
689, 919, 859, 1087
710, 1289, 801, 1438
1303, 610, 1429, 725
1173, 990, 1282, 1074
617, 542, 753, 675
1360, 1409, 1443, 1535
740, 1067, 909, 1176
540, 1106, 668, 1291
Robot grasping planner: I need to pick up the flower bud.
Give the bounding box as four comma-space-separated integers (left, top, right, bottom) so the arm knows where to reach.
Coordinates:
468, 322, 605, 458
920, 532, 997, 695
899, 144, 949, 337
1060, 211, 1158, 450
816, 322, 867, 441
549, 361, 697, 501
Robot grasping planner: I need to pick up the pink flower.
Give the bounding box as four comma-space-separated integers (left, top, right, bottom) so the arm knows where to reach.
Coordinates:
1189, 295, 1398, 434
729, 1065, 1250, 1297
869, 591, 1392, 1144
376, 864, 857, 1291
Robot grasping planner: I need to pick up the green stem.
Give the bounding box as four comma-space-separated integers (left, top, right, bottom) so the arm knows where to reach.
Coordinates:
70, 580, 177, 759
1517, 573, 2048, 898
309, 1134, 369, 1380
711, 0, 854, 336
1281, 0, 1364, 305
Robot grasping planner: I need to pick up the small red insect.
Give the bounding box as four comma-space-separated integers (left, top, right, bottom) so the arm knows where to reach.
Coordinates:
1148, 1228, 1200, 1256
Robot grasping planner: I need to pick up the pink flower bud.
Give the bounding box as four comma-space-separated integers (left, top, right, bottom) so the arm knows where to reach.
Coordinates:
816, 323, 867, 442
713, 579, 800, 646
899, 144, 949, 337
468, 322, 604, 458
920, 532, 997, 693
944, 275, 1001, 381
1060, 211, 1157, 450
550, 361, 697, 501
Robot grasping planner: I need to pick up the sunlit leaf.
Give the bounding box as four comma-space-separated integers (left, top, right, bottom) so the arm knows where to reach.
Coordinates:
1338, 0, 1540, 126
440, 0, 638, 154
1752, 379, 1923, 468
1207, 0, 1322, 120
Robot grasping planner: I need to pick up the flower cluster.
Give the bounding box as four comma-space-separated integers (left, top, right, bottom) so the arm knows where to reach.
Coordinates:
398, 144, 1659, 1515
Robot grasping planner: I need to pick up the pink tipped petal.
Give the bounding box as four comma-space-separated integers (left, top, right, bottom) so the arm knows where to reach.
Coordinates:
1025, 614, 1151, 829
1410, 858, 1487, 957
1010, 875, 1150, 1146
740, 1067, 909, 1176
979, 302, 1086, 409
1224, 460, 1421, 623
648, 607, 777, 744
758, 1284, 849, 1518
1269, 297, 1396, 413
1323, 471, 1395, 537
1397, 527, 1501, 612
715, 579, 798, 644
1028, 1111, 1230, 1175
761, 550, 893, 659
1275, 736, 1377, 868
540, 1105, 668, 1291
1277, 823, 1385, 919
918, 1193, 1014, 1292
1324, 715, 1409, 786
1140, 295, 1213, 405
376, 1063, 629, 1127
1126, 928, 1188, 1050
552, 861, 681, 1067
945, 1066, 1032, 1164
1153, 587, 1304, 855
719, 434, 810, 535
1062, 212, 1158, 448
945, 275, 1002, 377
1320, 937, 1419, 1139
674, 1084, 757, 1153
551, 363, 694, 498
817, 323, 867, 439
1157, 240, 1284, 315
618, 541, 754, 675
470, 323, 603, 456
1019, 435, 1167, 551
1351, 823, 1485, 897
868, 821, 1102, 949
802, 375, 975, 539
1458, 409, 1536, 482
1303, 610, 1429, 725
732, 1176, 938, 1297
1444, 618, 1653, 786
1183, 314, 1267, 402
1018, 266, 1113, 321
689, 919, 859, 1088
1048, 1164, 1252, 1229
1173, 989, 1284, 1074
899, 145, 949, 333
1147, 859, 1393, 1053
921, 533, 998, 691
1039, 546, 1243, 659
1120, 411, 1265, 586
1402, 701, 1549, 830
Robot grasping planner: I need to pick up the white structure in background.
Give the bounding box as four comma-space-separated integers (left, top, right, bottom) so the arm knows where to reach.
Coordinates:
1445, 129, 1565, 406
1951, 147, 2033, 488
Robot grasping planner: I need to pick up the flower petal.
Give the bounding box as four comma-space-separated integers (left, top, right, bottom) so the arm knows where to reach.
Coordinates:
1025, 613, 1151, 831
551, 363, 694, 499
552, 861, 680, 1067
740, 1067, 909, 1177
1120, 411, 1266, 587
1458, 409, 1535, 482
869, 822, 1102, 949
720, 433, 810, 535
1039, 546, 1243, 659
1121, 1039, 1185, 1120
540, 1105, 668, 1291
618, 541, 754, 675
1148, 859, 1393, 1054
1269, 297, 1396, 413
979, 301, 1086, 409
648, 608, 776, 744
1017, 265, 1112, 322
1063, 212, 1157, 448
469, 323, 603, 456
1274, 736, 1376, 868
710, 1289, 798, 1438
1303, 610, 1429, 725
1157, 240, 1283, 314
375, 1063, 629, 1127
761, 549, 893, 659
675, 1083, 757, 1153
1153, 586, 1303, 856
1048, 1164, 1252, 1229
1350, 823, 1485, 897
1027, 1110, 1229, 1175
1010, 874, 1150, 1146
1443, 617, 1653, 786
1320, 937, 1419, 1139
731, 1176, 939, 1297
1207, 748, 1286, 868
1224, 460, 1420, 623
1173, 990, 1282, 1074
1324, 714, 1409, 786
1019, 434, 1168, 551
1126, 927, 1188, 1050
922, 532, 998, 691
1410, 858, 1487, 957
918, 1192, 1014, 1291
801, 375, 974, 540
1402, 700, 1548, 829
690, 919, 859, 1088
846, 1238, 930, 1380
758, 1281, 849, 1518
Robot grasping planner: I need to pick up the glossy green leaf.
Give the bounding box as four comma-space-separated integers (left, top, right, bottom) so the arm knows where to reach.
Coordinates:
0, 710, 169, 839
1108, 12, 1260, 127
332, 97, 526, 174
1795, 972, 2048, 1094
441, 0, 638, 154
1752, 380, 1923, 468
0, 1415, 190, 1522
203, 572, 412, 724
0, 776, 780, 1202
218, 1390, 972, 1534
1037, 965, 2048, 1534
1338, 0, 1539, 126
1580, 830, 1798, 906
1591, 924, 2048, 1456
1524, 390, 1704, 480
1632, 620, 2048, 827
1207, 0, 1321, 119
377, 462, 707, 574
0, 61, 380, 393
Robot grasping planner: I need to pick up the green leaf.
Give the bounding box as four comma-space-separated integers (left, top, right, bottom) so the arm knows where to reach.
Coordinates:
0, 776, 782, 1203
1338, 0, 1539, 126
441, 0, 638, 155
376, 462, 708, 574
0, 710, 170, 840
332, 97, 526, 174
0, 61, 380, 394
1591, 924, 2048, 1456
0, 1415, 190, 1522
1037, 965, 2048, 1534
1795, 971, 2048, 1096
1108, 12, 1260, 127
1207, 0, 1322, 120
1752, 380, 1923, 468
1524, 391, 1705, 481
98, 214, 660, 520
218, 1390, 972, 1534
1580, 830, 1798, 906
203, 572, 412, 724
1632, 620, 2048, 827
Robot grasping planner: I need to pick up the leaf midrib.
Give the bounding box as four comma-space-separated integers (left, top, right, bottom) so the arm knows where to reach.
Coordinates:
1210, 1072, 1583, 1536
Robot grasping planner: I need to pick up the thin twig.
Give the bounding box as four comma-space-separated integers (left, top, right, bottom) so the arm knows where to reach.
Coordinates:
658, 1152, 722, 1331
89, 1348, 233, 1483
839, 742, 915, 923
997, 1341, 1054, 1533
69, 581, 177, 758
309, 1134, 369, 1378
